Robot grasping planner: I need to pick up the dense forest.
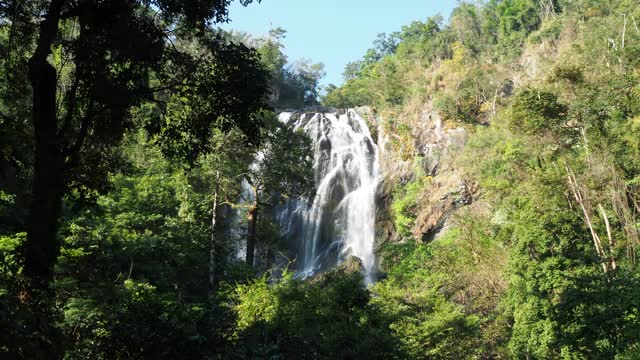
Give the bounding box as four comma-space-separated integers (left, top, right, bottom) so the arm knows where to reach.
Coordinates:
2, 0, 640, 359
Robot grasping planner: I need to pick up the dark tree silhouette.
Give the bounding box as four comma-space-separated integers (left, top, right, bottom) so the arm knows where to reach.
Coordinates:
1, 0, 267, 356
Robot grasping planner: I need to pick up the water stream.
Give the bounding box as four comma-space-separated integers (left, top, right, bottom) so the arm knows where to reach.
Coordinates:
277, 109, 380, 281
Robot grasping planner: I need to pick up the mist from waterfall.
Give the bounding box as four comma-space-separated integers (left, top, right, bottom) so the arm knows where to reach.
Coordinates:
277, 109, 380, 281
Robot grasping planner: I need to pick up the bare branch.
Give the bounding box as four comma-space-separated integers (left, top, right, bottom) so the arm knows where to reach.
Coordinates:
566, 165, 608, 273
622, 14, 628, 49
598, 203, 617, 271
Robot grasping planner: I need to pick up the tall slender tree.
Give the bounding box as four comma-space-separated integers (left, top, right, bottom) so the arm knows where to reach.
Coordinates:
243, 113, 313, 267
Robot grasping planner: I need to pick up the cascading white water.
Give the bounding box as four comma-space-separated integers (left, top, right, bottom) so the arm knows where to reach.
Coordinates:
277, 109, 380, 281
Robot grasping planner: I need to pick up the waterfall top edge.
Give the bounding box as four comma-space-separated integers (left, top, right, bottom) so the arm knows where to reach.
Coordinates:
275, 105, 373, 115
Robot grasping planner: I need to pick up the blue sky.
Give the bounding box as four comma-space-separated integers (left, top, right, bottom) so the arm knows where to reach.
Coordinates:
222, 0, 457, 87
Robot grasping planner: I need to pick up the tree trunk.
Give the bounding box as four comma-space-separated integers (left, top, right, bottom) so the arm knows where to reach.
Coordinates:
24, 58, 64, 290
24, 0, 66, 294
246, 201, 258, 267
209, 171, 220, 297
20, 1, 66, 358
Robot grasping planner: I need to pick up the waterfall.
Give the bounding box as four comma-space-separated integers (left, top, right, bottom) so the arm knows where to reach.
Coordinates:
277, 108, 380, 281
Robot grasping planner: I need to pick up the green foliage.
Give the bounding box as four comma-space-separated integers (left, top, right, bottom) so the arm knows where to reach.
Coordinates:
497, 175, 640, 358
389, 157, 430, 240
235, 28, 326, 108
240, 112, 314, 267
48, 134, 259, 358
0, 232, 24, 278
146, 32, 269, 164
258, 28, 288, 76
461, 62, 640, 359
549, 63, 585, 85
232, 270, 399, 359
0, 232, 60, 359
241, 112, 314, 225
508, 87, 568, 135
322, 16, 448, 109
374, 241, 485, 359
249, 113, 314, 200
280, 60, 326, 108
60, 279, 212, 359
433, 66, 486, 123
528, 16, 565, 44
1, 9, 271, 357
322, 78, 375, 108
569, 74, 640, 177
391, 178, 426, 240
494, 0, 542, 49
0, 21, 33, 233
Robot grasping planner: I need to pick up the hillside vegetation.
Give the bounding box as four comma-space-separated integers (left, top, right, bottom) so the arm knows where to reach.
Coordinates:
320, 0, 640, 358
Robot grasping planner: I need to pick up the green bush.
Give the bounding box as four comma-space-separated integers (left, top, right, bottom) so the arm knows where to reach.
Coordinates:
232, 270, 399, 359
508, 88, 567, 135
528, 17, 564, 44
390, 158, 430, 240
372, 242, 484, 359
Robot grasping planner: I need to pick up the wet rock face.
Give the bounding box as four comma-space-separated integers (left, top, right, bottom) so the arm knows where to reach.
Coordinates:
373, 101, 475, 245
340, 255, 364, 273
412, 176, 480, 242
412, 104, 467, 176
411, 105, 475, 242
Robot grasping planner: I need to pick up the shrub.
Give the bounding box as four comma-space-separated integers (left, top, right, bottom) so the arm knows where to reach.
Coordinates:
508, 88, 567, 135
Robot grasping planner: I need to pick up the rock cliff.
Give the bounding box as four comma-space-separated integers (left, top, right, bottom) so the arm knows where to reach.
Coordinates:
355, 102, 477, 250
